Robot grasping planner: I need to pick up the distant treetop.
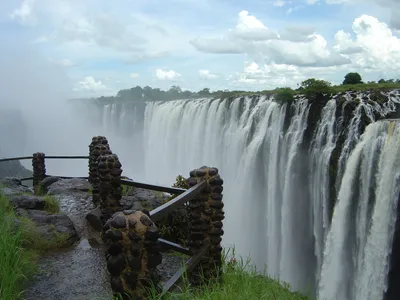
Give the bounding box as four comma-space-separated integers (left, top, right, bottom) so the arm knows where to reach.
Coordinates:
343, 72, 363, 85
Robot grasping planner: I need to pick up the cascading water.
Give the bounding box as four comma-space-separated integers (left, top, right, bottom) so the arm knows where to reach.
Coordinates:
318, 120, 400, 300
143, 96, 315, 291
309, 99, 337, 284
95, 90, 400, 299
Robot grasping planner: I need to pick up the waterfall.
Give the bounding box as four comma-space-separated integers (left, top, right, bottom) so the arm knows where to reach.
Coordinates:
318, 120, 400, 300
94, 90, 400, 299
309, 99, 337, 285
142, 96, 315, 291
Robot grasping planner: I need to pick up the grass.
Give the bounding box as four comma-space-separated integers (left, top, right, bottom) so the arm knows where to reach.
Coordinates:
0, 193, 37, 300
43, 195, 60, 214
95, 249, 309, 300
156, 249, 309, 300
0, 190, 69, 300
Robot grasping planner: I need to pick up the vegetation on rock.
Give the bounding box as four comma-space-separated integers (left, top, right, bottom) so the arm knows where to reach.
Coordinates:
83, 72, 400, 106
156, 175, 190, 246
148, 249, 309, 300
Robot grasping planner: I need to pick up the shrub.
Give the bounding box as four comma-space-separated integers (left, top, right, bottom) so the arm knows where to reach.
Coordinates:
156, 175, 190, 246
275, 88, 295, 103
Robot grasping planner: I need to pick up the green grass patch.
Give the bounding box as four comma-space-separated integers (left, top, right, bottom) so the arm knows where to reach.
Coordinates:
42, 195, 60, 214
156, 249, 309, 300
122, 185, 134, 196
0, 191, 70, 300
0, 192, 36, 300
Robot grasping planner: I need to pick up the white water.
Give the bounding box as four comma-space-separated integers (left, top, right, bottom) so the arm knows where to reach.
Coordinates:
309, 99, 337, 285
96, 90, 400, 299
142, 96, 314, 291
318, 120, 400, 300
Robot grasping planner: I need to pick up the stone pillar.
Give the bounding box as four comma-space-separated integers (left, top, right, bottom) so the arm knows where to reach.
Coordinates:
89, 137, 111, 206
32, 152, 46, 195
103, 210, 162, 299
97, 153, 123, 223
187, 166, 225, 284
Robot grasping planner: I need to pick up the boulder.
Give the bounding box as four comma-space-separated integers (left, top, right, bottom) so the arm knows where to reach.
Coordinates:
48, 178, 91, 195
39, 176, 60, 193
0, 177, 33, 196
10, 195, 46, 210
119, 187, 167, 211
24, 209, 78, 244
85, 207, 103, 231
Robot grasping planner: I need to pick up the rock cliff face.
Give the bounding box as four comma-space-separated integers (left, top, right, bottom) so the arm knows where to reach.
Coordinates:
0, 159, 32, 179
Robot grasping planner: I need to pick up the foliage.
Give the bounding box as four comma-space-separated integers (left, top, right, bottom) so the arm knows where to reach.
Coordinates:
343, 72, 363, 85
88, 73, 400, 106
122, 185, 134, 196
0, 190, 71, 300
298, 78, 334, 98
156, 175, 190, 246
43, 195, 60, 214
148, 248, 309, 300
0, 193, 36, 300
274, 87, 295, 103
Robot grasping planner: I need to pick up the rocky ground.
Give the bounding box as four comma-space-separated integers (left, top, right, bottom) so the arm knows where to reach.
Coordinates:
1, 177, 186, 300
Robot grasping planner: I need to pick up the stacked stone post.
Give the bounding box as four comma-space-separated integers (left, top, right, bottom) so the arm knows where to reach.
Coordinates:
187, 166, 225, 284
97, 153, 123, 224
103, 210, 162, 299
89, 136, 111, 206
32, 152, 46, 195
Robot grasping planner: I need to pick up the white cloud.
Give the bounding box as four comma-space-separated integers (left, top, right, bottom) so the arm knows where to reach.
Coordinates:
231, 10, 279, 40
334, 15, 400, 70
5, 0, 400, 94
273, 0, 286, 7
9, 0, 36, 25
191, 10, 349, 67
130, 73, 139, 78
74, 76, 107, 92
199, 69, 218, 79
155, 69, 182, 80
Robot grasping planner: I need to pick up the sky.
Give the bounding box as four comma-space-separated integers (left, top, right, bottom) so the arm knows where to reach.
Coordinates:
1, 0, 400, 98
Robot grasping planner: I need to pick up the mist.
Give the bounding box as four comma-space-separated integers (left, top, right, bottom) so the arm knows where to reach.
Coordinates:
0, 37, 102, 177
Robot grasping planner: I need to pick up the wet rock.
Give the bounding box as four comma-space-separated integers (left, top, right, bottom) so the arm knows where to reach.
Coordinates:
10, 195, 46, 210
85, 207, 102, 231
119, 187, 166, 211
111, 214, 127, 229
39, 176, 60, 193
26, 210, 78, 244
47, 178, 91, 195
0, 177, 33, 196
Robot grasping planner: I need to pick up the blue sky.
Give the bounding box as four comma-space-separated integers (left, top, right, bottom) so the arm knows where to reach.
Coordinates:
1, 0, 400, 98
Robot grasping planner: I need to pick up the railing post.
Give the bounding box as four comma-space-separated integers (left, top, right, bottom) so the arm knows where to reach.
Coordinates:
187, 166, 225, 284
103, 210, 162, 299
32, 152, 46, 195
89, 136, 111, 206
97, 153, 123, 223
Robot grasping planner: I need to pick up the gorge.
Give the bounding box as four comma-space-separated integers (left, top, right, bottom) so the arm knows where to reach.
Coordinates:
72, 88, 400, 300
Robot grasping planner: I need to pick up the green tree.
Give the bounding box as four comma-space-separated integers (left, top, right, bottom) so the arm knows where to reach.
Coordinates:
300, 78, 333, 97
198, 88, 211, 96
343, 72, 363, 85
378, 78, 386, 84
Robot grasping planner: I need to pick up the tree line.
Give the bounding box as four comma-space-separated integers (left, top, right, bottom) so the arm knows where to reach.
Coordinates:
94, 73, 400, 104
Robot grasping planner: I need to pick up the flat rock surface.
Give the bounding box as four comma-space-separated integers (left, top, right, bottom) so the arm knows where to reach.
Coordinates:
24, 178, 112, 300
24, 239, 112, 300
23, 178, 182, 300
